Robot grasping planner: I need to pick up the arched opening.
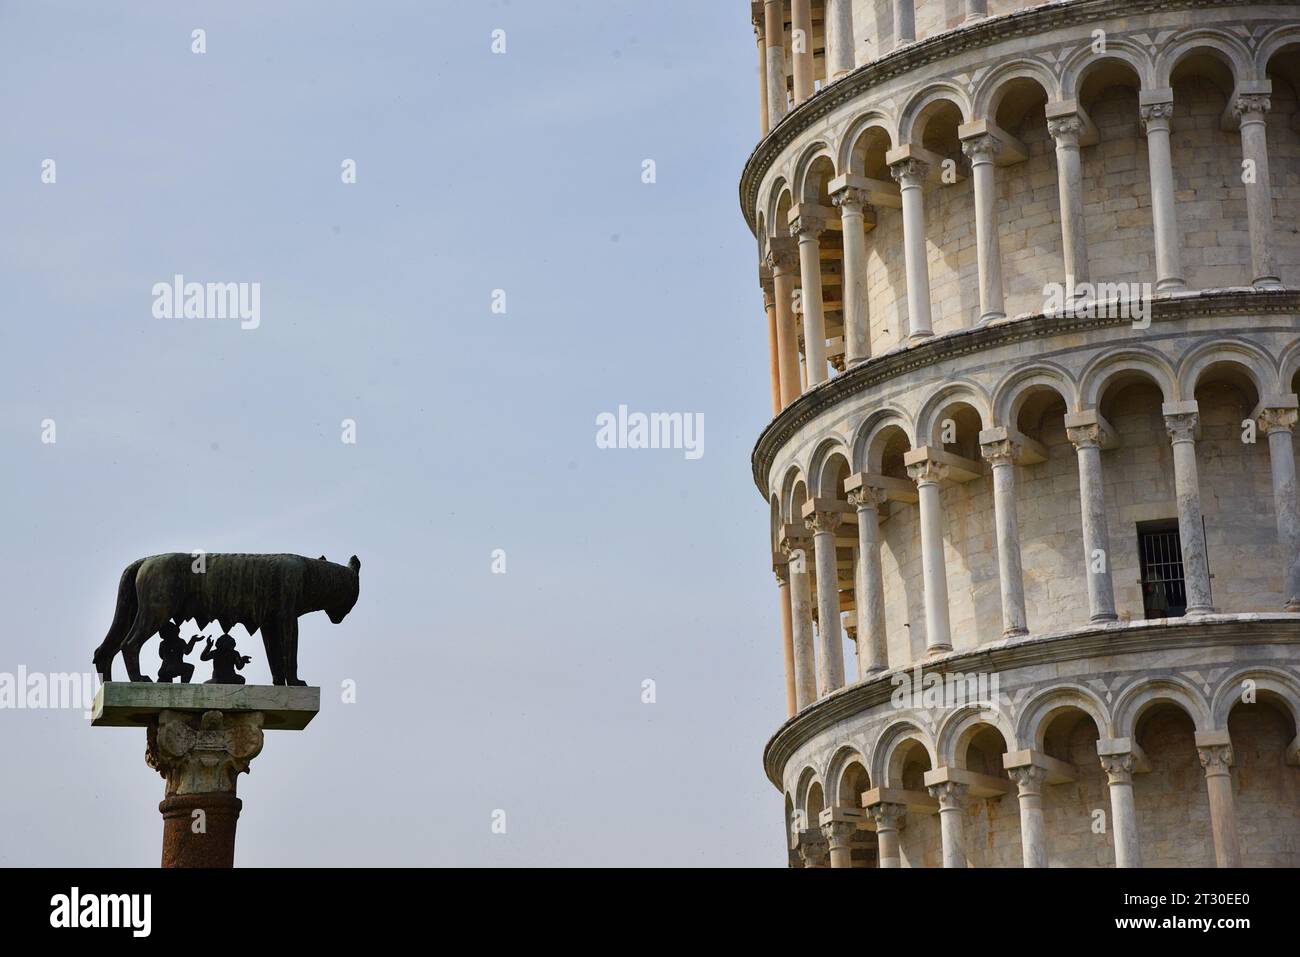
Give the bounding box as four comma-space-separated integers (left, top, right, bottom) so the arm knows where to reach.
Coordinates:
911, 97, 974, 334
1133, 701, 1214, 867
866, 423, 921, 664
1226, 692, 1300, 866
1265, 43, 1300, 286
836, 758, 877, 866
890, 738, 939, 867
845, 122, 903, 355
954, 724, 1019, 867
799, 154, 843, 382
1037, 703, 1111, 866
811, 450, 857, 680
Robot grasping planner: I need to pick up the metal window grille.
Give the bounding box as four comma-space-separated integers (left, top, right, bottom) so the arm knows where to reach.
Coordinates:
1138, 525, 1187, 618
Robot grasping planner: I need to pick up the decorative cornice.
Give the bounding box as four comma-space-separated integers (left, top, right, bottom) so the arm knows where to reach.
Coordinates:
750, 288, 1300, 498
738, 0, 1264, 235
761, 614, 1300, 789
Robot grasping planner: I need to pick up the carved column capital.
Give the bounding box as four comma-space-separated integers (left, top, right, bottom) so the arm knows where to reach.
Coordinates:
847, 485, 889, 510
820, 819, 858, 850
980, 437, 1022, 467
1099, 752, 1137, 786
796, 829, 830, 867
907, 459, 948, 486
1198, 743, 1234, 777
1066, 423, 1103, 451
146, 709, 265, 798
1164, 411, 1199, 445
1047, 116, 1083, 146
961, 133, 1002, 164
1259, 407, 1298, 435
868, 802, 907, 831
805, 509, 843, 535
831, 186, 871, 211
928, 780, 968, 811
765, 237, 799, 273
1233, 94, 1271, 121
1007, 764, 1047, 797
889, 157, 929, 186
789, 214, 826, 241
1139, 101, 1175, 132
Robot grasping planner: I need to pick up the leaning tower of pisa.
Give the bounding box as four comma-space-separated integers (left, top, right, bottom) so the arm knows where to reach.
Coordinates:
743, 0, 1300, 867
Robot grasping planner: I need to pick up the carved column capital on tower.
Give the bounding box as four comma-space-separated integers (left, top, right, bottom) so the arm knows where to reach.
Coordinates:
889, 156, 930, 186
961, 132, 1002, 164
1233, 94, 1271, 120
1099, 751, 1137, 786
764, 236, 799, 273
1138, 100, 1175, 131
820, 819, 858, 850
867, 801, 907, 831
1066, 422, 1103, 451
145, 709, 265, 798
795, 828, 830, 867
1259, 406, 1298, 434
847, 485, 889, 510
906, 458, 949, 487
1164, 410, 1199, 445
1046, 115, 1083, 145
805, 509, 843, 535
1198, 743, 1234, 777
927, 780, 968, 811
831, 185, 871, 211
788, 213, 826, 241
1006, 763, 1048, 798
980, 437, 1022, 467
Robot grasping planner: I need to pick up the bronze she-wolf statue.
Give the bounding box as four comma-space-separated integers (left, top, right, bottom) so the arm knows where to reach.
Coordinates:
93, 553, 360, 685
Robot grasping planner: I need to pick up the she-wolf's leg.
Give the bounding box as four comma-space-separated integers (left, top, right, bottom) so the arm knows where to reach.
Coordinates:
260, 625, 284, 685
281, 617, 305, 686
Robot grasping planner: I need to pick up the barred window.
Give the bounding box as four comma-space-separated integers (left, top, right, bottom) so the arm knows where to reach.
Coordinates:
1137, 521, 1186, 619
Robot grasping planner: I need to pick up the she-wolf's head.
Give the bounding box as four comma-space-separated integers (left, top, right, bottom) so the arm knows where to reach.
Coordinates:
325, 555, 361, 624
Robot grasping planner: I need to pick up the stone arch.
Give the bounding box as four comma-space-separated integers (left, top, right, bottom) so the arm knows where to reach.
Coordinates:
838, 111, 899, 176
1176, 338, 1277, 401
779, 464, 809, 523
794, 765, 822, 819
826, 744, 872, 807
808, 437, 855, 499
1015, 684, 1113, 752
1154, 30, 1255, 89
854, 411, 916, 476
872, 720, 937, 787
937, 706, 1019, 768
1078, 347, 1179, 409
973, 58, 1061, 120
1210, 667, 1300, 732
793, 141, 838, 206
1256, 24, 1300, 78
1060, 42, 1155, 101
916, 380, 993, 447
898, 82, 972, 145
767, 179, 794, 238
770, 494, 782, 552
991, 362, 1079, 430
1274, 339, 1300, 396
1112, 675, 1214, 738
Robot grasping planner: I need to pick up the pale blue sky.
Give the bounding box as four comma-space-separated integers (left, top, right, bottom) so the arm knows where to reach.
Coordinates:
0, 0, 784, 865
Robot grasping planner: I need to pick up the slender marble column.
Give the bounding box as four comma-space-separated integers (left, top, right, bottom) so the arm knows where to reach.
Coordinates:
963, 133, 1006, 324
776, 569, 797, 717
1066, 421, 1117, 622
892, 0, 915, 47
792, 213, 829, 387
1260, 406, 1300, 610
763, 0, 788, 132
848, 486, 889, 673
783, 540, 817, 709
964, 0, 988, 21
1139, 99, 1185, 292
1198, 743, 1242, 868
822, 820, 857, 869
1164, 406, 1214, 614
768, 239, 801, 409
1007, 764, 1048, 867
790, 0, 813, 104
808, 509, 846, 695
890, 157, 934, 341
1100, 752, 1142, 868
761, 273, 780, 416
907, 458, 952, 653
1048, 116, 1090, 291
832, 186, 873, 365
869, 803, 906, 868
929, 781, 968, 868
754, 13, 769, 138
982, 437, 1028, 637
1235, 93, 1281, 288
825, 0, 855, 79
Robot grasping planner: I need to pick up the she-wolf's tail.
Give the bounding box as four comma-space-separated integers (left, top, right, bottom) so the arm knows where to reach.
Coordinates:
92, 558, 146, 680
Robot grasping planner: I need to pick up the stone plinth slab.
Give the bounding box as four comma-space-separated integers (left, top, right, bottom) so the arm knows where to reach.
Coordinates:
91, 682, 320, 730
